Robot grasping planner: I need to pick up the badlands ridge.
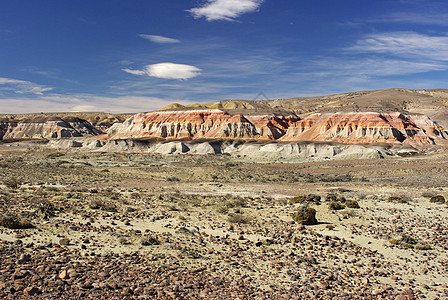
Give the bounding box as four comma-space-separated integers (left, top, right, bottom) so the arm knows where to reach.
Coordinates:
2, 88, 448, 159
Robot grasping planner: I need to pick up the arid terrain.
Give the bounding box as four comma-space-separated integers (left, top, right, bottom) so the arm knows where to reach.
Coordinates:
1, 89, 448, 299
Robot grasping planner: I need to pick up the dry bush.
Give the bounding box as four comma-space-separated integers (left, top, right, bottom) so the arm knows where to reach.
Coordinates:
3, 177, 21, 189
292, 205, 317, 225
33, 198, 56, 218
227, 214, 249, 224
345, 200, 360, 209
0, 215, 34, 229
328, 201, 345, 210
429, 195, 445, 204
289, 194, 321, 205
89, 198, 117, 212
141, 236, 160, 246
387, 195, 409, 204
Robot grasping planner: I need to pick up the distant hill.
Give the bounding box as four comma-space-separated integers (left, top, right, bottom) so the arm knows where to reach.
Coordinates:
159, 88, 448, 128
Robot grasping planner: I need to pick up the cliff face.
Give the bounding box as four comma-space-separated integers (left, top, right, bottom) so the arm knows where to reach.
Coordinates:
281, 112, 448, 145
103, 110, 448, 146
0, 116, 102, 140
103, 110, 298, 141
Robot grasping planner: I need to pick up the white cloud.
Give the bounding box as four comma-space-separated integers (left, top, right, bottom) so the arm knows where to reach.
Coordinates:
0, 77, 53, 95
138, 34, 180, 44
188, 0, 264, 21
123, 63, 202, 80
348, 32, 448, 61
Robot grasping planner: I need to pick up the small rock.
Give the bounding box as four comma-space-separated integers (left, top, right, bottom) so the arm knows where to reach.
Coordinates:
23, 286, 40, 296
59, 270, 68, 280
17, 254, 31, 264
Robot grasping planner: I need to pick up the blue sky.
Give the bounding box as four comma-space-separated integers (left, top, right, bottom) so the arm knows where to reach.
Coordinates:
0, 0, 447, 113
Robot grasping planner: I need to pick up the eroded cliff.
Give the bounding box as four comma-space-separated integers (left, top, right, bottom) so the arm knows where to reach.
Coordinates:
102, 110, 448, 146
0, 116, 102, 140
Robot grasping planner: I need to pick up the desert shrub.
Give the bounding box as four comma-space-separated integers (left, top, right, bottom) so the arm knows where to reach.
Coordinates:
387, 195, 408, 204
325, 194, 337, 202
216, 205, 229, 214
51, 195, 66, 202
166, 176, 180, 182
118, 236, 130, 245
422, 191, 437, 198
328, 201, 345, 210
227, 214, 249, 224
33, 198, 56, 217
415, 243, 432, 250
390, 235, 419, 249
345, 200, 360, 209
0, 215, 34, 229
89, 199, 117, 212
47, 152, 65, 159
290, 194, 321, 205
141, 236, 160, 246
3, 177, 21, 189
400, 235, 417, 245
429, 195, 445, 204
293, 205, 317, 225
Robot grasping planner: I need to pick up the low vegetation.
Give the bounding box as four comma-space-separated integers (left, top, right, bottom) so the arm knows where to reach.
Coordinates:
293, 205, 317, 225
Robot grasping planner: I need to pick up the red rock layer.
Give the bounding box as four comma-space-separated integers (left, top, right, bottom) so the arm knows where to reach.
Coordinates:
102, 110, 448, 146
102, 110, 297, 141
281, 112, 448, 145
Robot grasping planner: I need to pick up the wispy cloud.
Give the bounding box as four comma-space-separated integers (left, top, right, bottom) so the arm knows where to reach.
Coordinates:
138, 34, 180, 44
188, 0, 264, 21
123, 63, 202, 80
347, 32, 448, 61
370, 11, 448, 26
0, 94, 198, 114
0, 77, 53, 95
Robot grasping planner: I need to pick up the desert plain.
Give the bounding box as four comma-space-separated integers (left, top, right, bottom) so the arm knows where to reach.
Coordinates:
0, 145, 447, 299
1, 89, 448, 299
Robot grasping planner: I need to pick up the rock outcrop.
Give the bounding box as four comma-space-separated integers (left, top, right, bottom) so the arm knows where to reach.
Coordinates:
102, 110, 298, 141
0, 116, 102, 140
281, 112, 448, 146
102, 110, 448, 146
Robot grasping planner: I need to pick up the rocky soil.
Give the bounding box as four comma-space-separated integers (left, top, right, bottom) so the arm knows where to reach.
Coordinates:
0, 147, 448, 299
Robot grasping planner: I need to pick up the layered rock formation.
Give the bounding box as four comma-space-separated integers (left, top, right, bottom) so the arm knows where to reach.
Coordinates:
102, 110, 298, 141
281, 112, 448, 146
102, 110, 448, 146
0, 116, 102, 140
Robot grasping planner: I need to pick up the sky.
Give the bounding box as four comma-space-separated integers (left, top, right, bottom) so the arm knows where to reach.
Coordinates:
0, 0, 447, 114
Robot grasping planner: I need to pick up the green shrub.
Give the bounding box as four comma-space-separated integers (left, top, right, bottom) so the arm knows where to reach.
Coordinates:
293, 206, 317, 225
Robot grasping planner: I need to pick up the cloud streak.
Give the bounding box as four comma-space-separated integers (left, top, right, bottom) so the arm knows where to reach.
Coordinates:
188, 0, 264, 21
0, 77, 53, 95
123, 63, 202, 80
347, 32, 448, 61
138, 34, 180, 44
